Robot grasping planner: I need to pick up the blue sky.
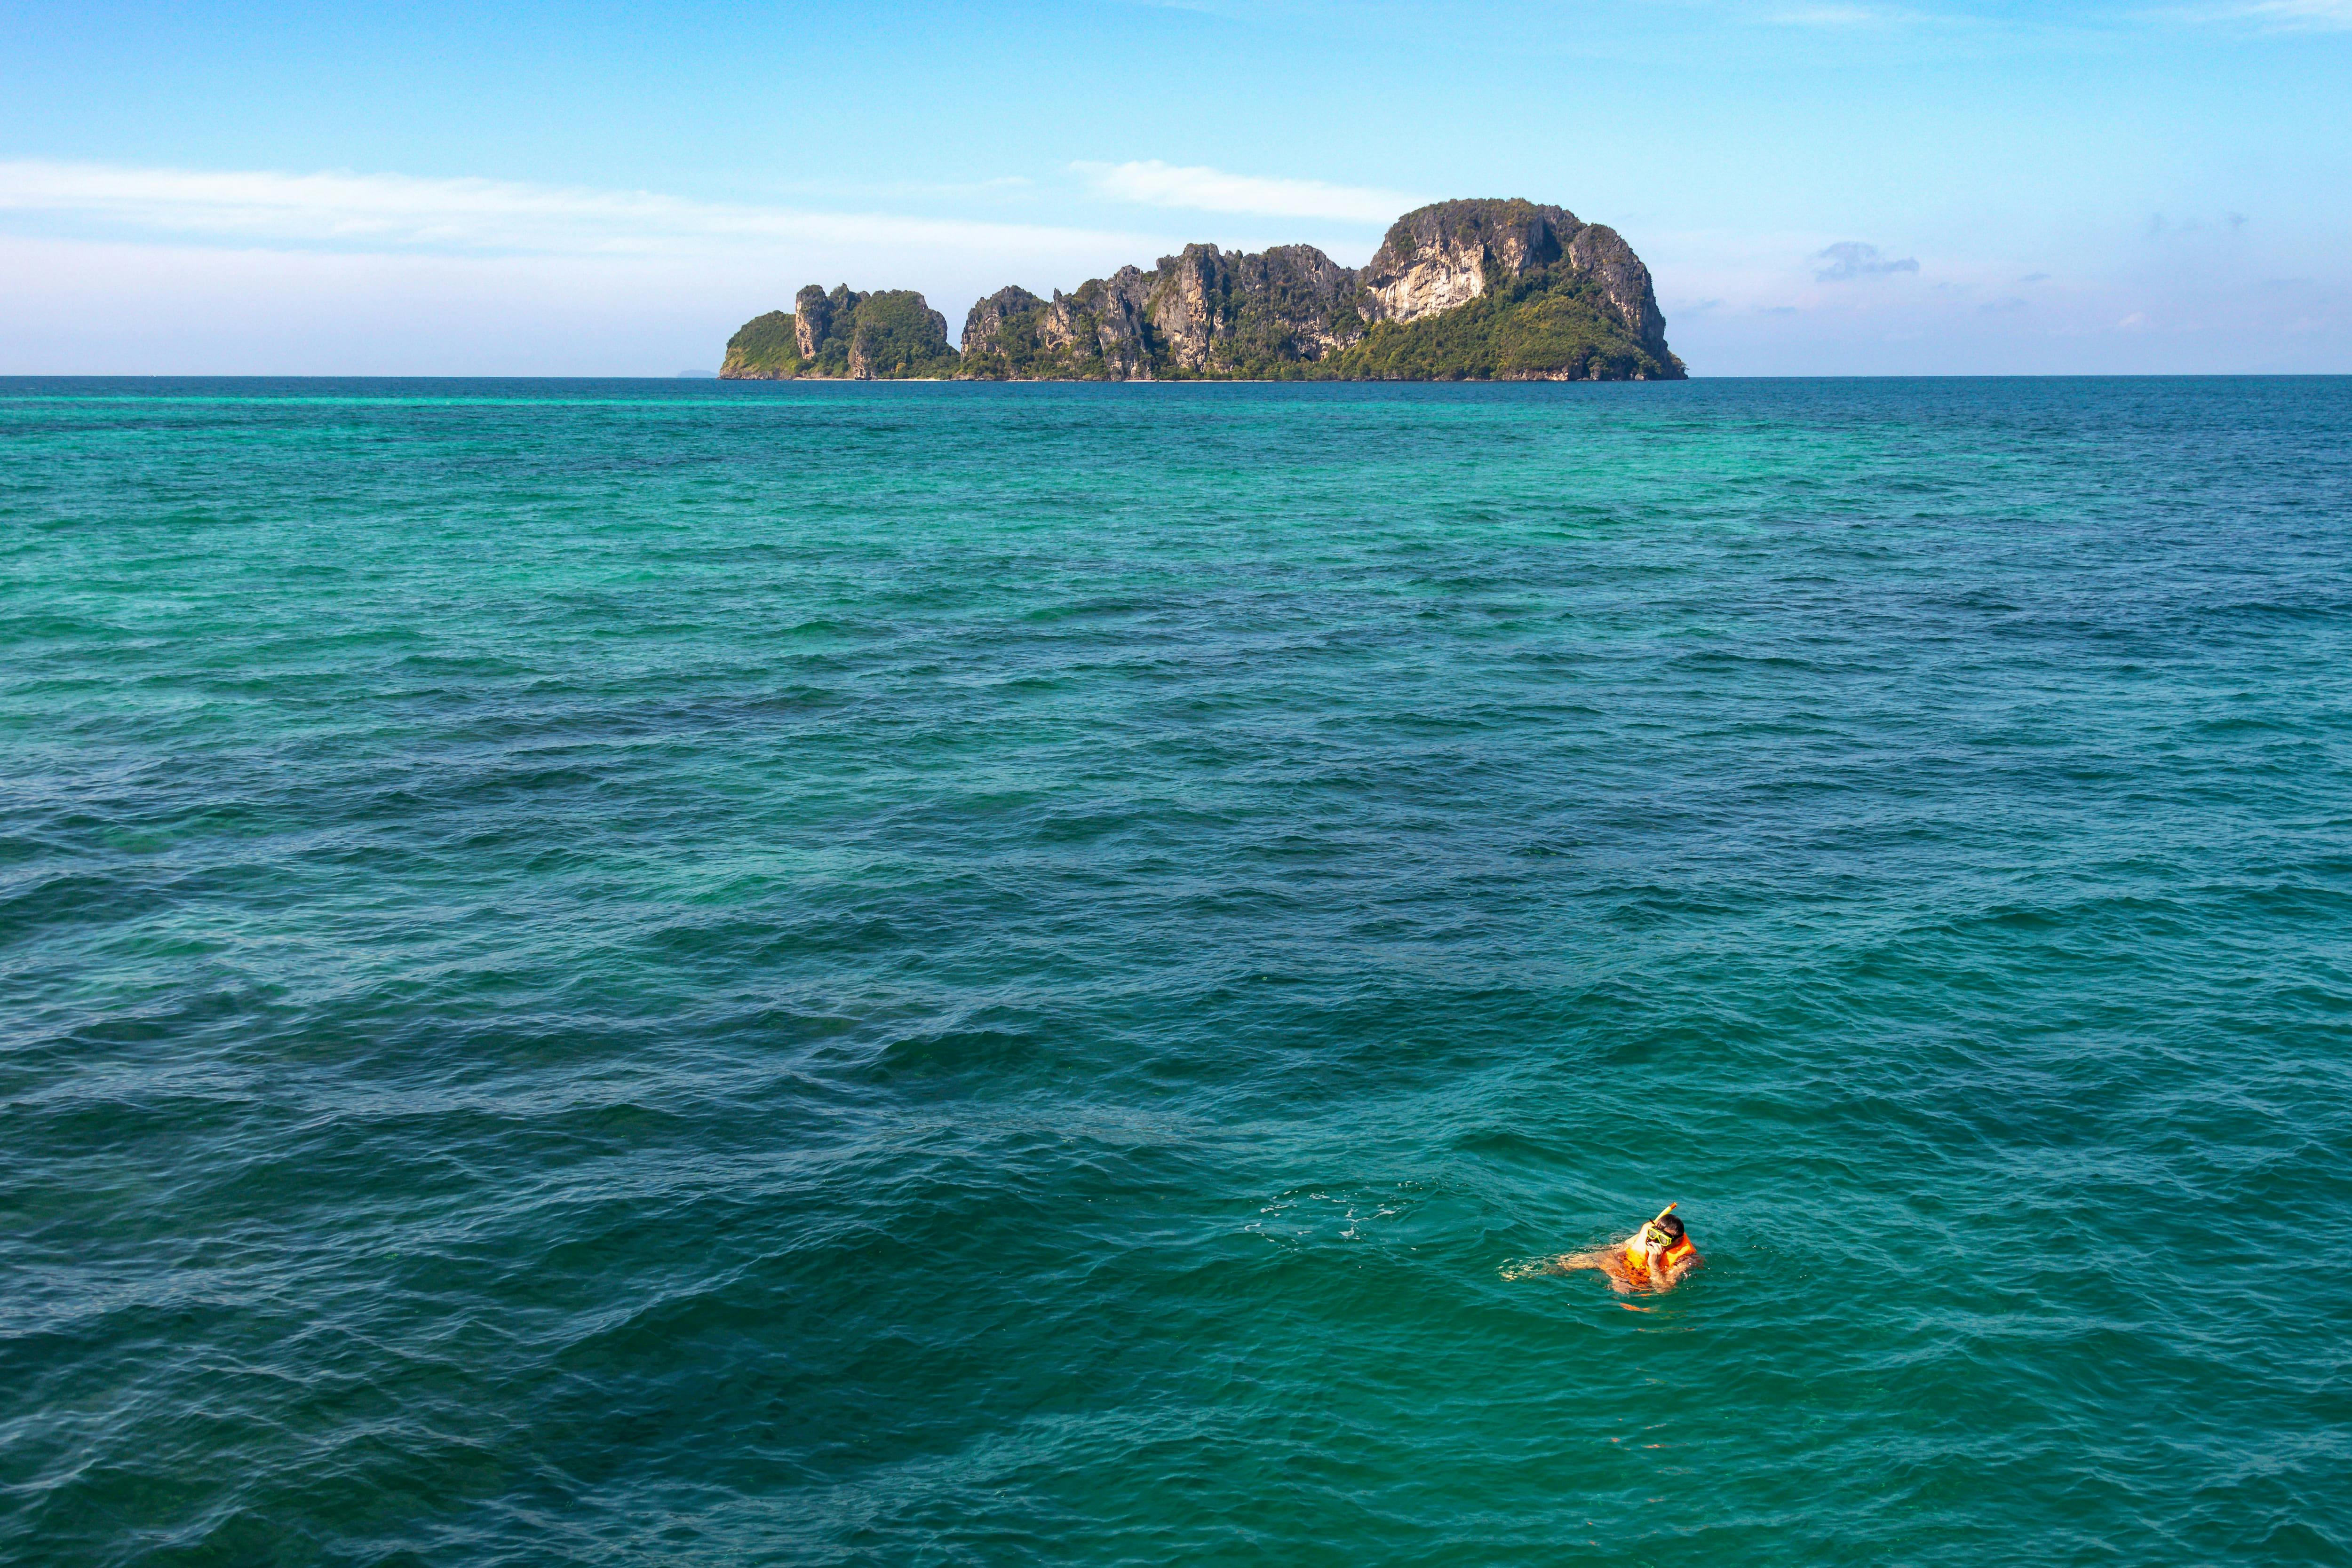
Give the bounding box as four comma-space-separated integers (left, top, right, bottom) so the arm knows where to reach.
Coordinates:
2, 0, 2345, 374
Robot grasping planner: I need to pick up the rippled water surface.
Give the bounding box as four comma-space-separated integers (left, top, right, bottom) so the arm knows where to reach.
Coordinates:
5, 377, 2350, 1565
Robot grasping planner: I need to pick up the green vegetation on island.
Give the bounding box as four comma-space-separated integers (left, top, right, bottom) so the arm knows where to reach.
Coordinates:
721, 198, 1686, 382
1318, 267, 1674, 382
721, 286, 959, 380
722, 310, 803, 378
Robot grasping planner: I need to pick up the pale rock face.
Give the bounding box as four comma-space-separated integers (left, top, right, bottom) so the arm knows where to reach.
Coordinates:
1135, 243, 1368, 372
960, 275, 1157, 378
1359, 200, 1676, 370
957, 269, 1157, 379
1067, 268, 1155, 380
1360, 200, 1570, 326
943, 197, 1681, 380
1147, 247, 1226, 373
793, 285, 830, 360
794, 285, 871, 360
1367, 250, 1486, 324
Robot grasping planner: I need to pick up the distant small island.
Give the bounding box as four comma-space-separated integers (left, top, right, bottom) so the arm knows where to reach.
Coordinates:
721, 199, 1684, 383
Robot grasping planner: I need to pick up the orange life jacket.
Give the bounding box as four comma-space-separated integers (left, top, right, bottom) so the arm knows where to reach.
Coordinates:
1623, 1234, 1697, 1280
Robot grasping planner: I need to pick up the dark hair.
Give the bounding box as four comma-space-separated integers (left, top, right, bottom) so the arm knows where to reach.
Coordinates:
1655, 1214, 1685, 1242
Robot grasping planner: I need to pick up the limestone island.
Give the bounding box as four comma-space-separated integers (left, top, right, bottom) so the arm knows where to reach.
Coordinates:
720, 198, 1684, 382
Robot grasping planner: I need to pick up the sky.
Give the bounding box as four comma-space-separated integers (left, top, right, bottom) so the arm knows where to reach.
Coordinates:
1, 0, 2346, 375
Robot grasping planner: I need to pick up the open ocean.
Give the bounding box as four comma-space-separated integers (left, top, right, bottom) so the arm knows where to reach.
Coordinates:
4, 376, 2349, 1566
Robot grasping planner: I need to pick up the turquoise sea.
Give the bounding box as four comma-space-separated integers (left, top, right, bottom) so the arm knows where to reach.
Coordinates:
5, 376, 2349, 1566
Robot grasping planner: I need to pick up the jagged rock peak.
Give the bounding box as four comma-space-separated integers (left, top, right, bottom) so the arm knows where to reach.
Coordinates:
960, 286, 1048, 357
793, 285, 864, 360
724, 197, 1684, 381
716, 285, 955, 380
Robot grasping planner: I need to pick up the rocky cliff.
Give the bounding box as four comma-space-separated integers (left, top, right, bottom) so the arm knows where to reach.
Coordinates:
721, 198, 1683, 382
722, 284, 958, 379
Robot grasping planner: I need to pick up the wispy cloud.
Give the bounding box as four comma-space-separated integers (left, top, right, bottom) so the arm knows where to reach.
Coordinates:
1814, 240, 1920, 281
0, 160, 1151, 259
2145, 209, 2253, 238
1768, 5, 1891, 24
2182, 0, 2352, 29
1074, 160, 1413, 224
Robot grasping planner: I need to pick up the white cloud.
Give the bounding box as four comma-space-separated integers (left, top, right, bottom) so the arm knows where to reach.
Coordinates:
0, 159, 1152, 260
1074, 160, 1413, 224
0, 162, 1202, 374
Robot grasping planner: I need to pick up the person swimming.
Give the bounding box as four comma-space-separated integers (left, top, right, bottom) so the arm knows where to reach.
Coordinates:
1524, 1204, 1701, 1294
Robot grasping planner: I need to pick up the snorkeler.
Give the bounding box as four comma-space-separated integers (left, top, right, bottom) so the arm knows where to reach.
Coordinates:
1533, 1204, 1700, 1294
